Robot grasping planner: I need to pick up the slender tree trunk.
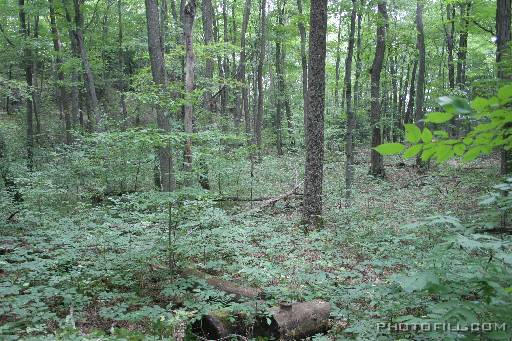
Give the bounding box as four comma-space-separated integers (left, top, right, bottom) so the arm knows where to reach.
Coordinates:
71, 0, 99, 129
18, 0, 33, 171
353, 0, 363, 115
220, 0, 229, 118
369, 0, 387, 177
404, 59, 417, 125
344, 0, 357, 206
445, 4, 455, 90
254, 0, 267, 148
236, 0, 252, 136
62, 2, 81, 128
497, 0, 512, 174
275, 0, 285, 155
296, 0, 308, 129
118, 0, 128, 129
415, 0, 426, 168
31, 14, 41, 139
456, 1, 470, 89
398, 60, 410, 132
282, 48, 294, 144
202, 0, 215, 113
49, 0, 71, 143
183, 0, 195, 173
303, 0, 327, 227
334, 4, 343, 110
145, 0, 176, 191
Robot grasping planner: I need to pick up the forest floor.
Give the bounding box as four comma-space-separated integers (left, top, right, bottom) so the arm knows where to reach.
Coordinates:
0, 149, 501, 340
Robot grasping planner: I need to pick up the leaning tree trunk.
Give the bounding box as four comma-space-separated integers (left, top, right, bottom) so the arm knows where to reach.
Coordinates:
303, 0, 327, 228
497, 0, 512, 174
369, 0, 388, 177
183, 0, 196, 174
254, 0, 267, 148
145, 0, 176, 191
344, 0, 357, 206
296, 0, 308, 131
18, 0, 34, 171
72, 0, 99, 129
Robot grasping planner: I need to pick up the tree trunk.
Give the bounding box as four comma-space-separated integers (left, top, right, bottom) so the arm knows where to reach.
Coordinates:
296, 0, 308, 130
369, 0, 387, 177
274, 0, 285, 155
18, 0, 34, 171
303, 0, 327, 227
202, 0, 215, 113
334, 4, 343, 110
183, 0, 195, 174
456, 1, 470, 89
118, 0, 128, 129
353, 0, 363, 115
415, 0, 426, 167
49, 0, 71, 144
236, 0, 252, 136
404, 59, 417, 125
71, 0, 99, 129
344, 0, 357, 206
445, 4, 455, 90
254, 0, 267, 148
497, 0, 512, 174
145, 0, 176, 191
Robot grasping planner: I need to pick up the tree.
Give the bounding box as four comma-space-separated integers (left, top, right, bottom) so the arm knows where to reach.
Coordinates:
183, 0, 196, 174
296, 0, 308, 127
344, 0, 357, 206
369, 0, 388, 177
303, 0, 327, 227
254, 0, 267, 148
145, 0, 176, 191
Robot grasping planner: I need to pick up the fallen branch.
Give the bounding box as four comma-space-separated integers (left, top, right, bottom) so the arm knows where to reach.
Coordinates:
235, 183, 303, 218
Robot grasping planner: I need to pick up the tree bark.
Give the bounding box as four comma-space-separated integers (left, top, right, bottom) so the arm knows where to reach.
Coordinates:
18, 0, 34, 171
145, 0, 176, 191
236, 0, 252, 136
274, 0, 285, 155
353, 0, 363, 115
62, 1, 81, 128
182, 0, 195, 173
334, 4, 343, 110
303, 0, 327, 227
369, 0, 388, 177
404, 59, 417, 125
202, 0, 215, 113
497, 0, 512, 174
296, 0, 308, 130
415, 0, 426, 167
456, 1, 470, 89
445, 4, 455, 90
254, 0, 267, 148
344, 0, 357, 206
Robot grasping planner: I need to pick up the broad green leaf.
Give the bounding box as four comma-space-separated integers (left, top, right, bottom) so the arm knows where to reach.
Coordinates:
421, 127, 432, 143
403, 144, 422, 158
453, 144, 465, 156
433, 130, 449, 138
374, 143, 405, 155
421, 146, 437, 161
405, 124, 421, 143
425, 112, 454, 124
435, 145, 454, 163
463, 146, 483, 162
497, 84, 512, 102
438, 96, 471, 114
471, 97, 488, 111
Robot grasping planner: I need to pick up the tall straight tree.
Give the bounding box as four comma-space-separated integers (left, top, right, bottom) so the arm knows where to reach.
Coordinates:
497, 0, 511, 174
201, 0, 215, 113
296, 0, 308, 126
145, 0, 176, 191
369, 0, 388, 177
415, 0, 426, 167
274, 0, 285, 155
353, 0, 363, 114
236, 0, 252, 136
344, 0, 357, 206
182, 0, 196, 173
254, 0, 267, 148
303, 0, 327, 227
18, 0, 34, 171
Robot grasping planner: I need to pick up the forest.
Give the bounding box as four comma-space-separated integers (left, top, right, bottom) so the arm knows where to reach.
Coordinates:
0, 0, 511, 339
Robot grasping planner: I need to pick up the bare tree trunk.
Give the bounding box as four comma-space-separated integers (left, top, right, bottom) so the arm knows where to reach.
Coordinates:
183, 0, 195, 173
118, 0, 128, 129
334, 4, 343, 110
353, 0, 363, 115
236, 0, 252, 136
445, 4, 455, 90
456, 1, 470, 89
415, 0, 426, 167
49, 0, 71, 143
369, 0, 387, 178
404, 59, 417, 125
296, 0, 308, 130
202, 0, 215, 113
145, 0, 176, 191
344, 0, 357, 206
18, 0, 33, 171
303, 0, 327, 227
497, 0, 512, 174
254, 0, 267, 148
31, 14, 42, 140
71, 0, 99, 129
274, 0, 285, 155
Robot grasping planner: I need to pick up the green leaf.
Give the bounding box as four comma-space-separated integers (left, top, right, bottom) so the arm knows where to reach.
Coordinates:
453, 144, 465, 156
374, 143, 405, 155
405, 124, 421, 143
497, 84, 512, 102
435, 145, 454, 163
425, 112, 454, 124
421, 127, 433, 143
437, 96, 471, 114
403, 144, 422, 158
463, 146, 483, 162
421, 146, 437, 161
471, 97, 488, 111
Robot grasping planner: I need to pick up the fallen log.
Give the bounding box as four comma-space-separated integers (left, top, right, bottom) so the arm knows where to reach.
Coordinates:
194, 300, 331, 340
235, 183, 302, 218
